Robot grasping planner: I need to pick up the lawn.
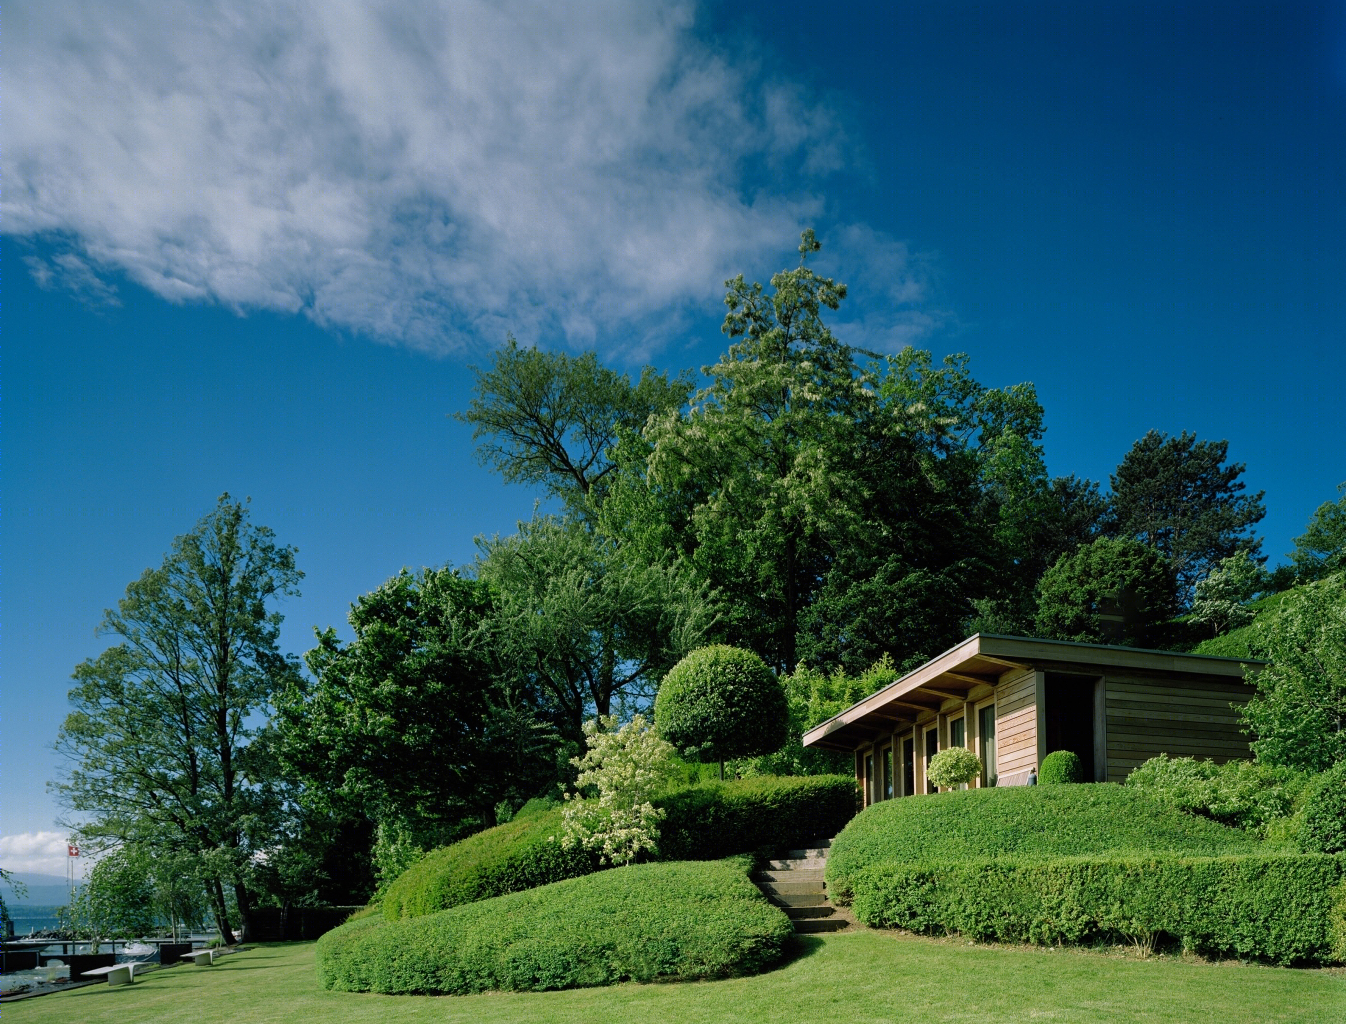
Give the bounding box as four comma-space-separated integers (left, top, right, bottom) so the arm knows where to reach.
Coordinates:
7, 932, 1343, 1024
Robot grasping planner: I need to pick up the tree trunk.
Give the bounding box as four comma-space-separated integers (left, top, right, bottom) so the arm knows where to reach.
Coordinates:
209, 878, 235, 945
233, 880, 255, 943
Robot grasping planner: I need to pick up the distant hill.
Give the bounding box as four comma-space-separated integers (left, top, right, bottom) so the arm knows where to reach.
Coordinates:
3, 873, 79, 906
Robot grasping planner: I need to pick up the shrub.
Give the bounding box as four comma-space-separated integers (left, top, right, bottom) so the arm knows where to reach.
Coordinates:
317, 857, 791, 994
655, 774, 856, 860
655, 645, 789, 769
380, 807, 594, 921
825, 785, 1259, 903
1124, 754, 1308, 835
1299, 761, 1346, 854
926, 747, 982, 789
561, 715, 675, 866
1035, 538, 1175, 646
848, 853, 1346, 966
1038, 750, 1082, 784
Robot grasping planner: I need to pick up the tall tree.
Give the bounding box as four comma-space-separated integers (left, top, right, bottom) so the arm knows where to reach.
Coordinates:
1106, 430, 1265, 603
276, 567, 563, 854
1289, 484, 1346, 583
54, 495, 302, 944
476, 517, 717, 738
456, 336, 692, 518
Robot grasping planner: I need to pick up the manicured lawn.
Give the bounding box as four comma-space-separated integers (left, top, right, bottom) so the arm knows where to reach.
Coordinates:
7, 932, 1342, 1024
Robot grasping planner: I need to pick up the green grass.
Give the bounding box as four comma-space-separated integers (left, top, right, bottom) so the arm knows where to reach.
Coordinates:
318, 858, 791, 994
827, 784, 1260, 901
7, 933, 1342, 1024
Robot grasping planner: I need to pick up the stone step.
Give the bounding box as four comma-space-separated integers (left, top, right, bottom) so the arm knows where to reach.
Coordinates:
784, 905, 836, 920
765, 858, 827, 871
767, 892, 828, 908
754, 869, 825, 883
793, 917, 849, 934
760, 880, 827, 896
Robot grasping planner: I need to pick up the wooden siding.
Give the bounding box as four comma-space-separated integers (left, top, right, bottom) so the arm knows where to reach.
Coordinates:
1103, 673, 1253, 783
995, 670, 1039, 776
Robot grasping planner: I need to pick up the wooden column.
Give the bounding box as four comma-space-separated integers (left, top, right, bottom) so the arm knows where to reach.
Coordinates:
1034, 670, 1047, 770
963, 700, 979, 787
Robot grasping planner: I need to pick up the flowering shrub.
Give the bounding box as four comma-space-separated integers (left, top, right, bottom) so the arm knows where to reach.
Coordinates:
561, 715, 676, 865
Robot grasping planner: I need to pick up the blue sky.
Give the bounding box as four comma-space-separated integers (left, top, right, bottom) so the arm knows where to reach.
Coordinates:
3, 0, 1344, 872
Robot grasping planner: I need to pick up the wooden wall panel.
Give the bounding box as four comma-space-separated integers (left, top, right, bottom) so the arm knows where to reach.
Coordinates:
995, 671, 1039, 776
1103, 673, 1254, 784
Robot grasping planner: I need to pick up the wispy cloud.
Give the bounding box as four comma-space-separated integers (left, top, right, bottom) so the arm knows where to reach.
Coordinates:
4, 1, 898, 356
0, 832, 79, 876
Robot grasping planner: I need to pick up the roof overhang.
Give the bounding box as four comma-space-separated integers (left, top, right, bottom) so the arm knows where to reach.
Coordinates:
800, 633, 1261, 753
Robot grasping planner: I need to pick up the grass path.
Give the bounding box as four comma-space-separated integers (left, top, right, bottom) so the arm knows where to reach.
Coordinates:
6, 932, 1343, 1024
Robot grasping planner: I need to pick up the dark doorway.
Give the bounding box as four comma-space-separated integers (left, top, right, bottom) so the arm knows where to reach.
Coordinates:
1042, 673, 1099, 781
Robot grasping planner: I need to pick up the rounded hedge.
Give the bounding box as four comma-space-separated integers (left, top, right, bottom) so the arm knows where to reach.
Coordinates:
825, 784, 1259, 904
926, 747, 982, 789
318, 857, 791, 994
654, 645, 788, 763
1039, 750, 1083, 785
1299, 761, 1346, 854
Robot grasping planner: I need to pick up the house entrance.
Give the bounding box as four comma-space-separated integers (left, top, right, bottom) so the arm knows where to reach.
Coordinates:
1042, 673, 1101, 781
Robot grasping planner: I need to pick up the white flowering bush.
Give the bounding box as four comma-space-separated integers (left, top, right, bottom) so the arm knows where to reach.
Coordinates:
561, 715, 676, 866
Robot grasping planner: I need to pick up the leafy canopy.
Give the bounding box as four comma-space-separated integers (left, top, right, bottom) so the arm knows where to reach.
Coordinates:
1034, 537, 1175, 646
655, 645, 789, 767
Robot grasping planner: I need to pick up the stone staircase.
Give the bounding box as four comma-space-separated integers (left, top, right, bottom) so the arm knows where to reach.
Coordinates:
753, 838, 849, 934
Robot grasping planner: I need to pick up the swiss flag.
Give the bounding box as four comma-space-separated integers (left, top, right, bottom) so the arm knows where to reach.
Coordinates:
67, 844, 80, 857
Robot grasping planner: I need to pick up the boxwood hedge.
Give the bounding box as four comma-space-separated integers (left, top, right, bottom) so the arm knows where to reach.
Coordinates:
847, 853, 1346, 965
826, 784, 1259, 903
385, 773, 856, 920
317, 857, 792, 994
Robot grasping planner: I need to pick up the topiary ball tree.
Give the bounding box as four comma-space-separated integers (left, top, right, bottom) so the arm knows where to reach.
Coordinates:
926, 747, 982, 790
1038, 750, 1083, 785
655, 645, 789, 780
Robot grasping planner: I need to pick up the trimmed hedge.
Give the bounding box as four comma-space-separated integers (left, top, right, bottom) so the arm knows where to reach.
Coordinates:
384, 774, 857, 920
1038, 750, 1082, 784
848, 853, 1346, 966
317, 857, 792, 994
1299, 761, 1346, 854
655, 645, 789, 763
655, 774, 856, 860
381, 807, 593, 921
826, 785, 1260, 903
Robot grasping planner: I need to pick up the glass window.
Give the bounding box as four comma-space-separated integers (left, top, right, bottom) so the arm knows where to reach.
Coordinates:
925, 728, 938, 793
865, 753, 874, 805
883, 747, 894, 800
950, 717, 965, 749
979, 703, 997, 787
902, 737, 915, 796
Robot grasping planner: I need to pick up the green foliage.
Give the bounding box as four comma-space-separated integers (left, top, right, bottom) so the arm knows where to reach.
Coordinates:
1238, 574, 1346, 773
655, 645, 789, 765
1298, 762, 1346, 854
743, 658, 894, 777
65, 847, 157, 941
380, 807, 593, 921
455, 335, 693, 519
477, 515, 716, 738
1289, 484, 1346, 583
280, 566, 562, 853
848, 853, 1346, 965
1190, 551, 1267, 636
54, 494, 302, 944
1038, 750, 1083, 784
825, 785, 1259, 903
560, 715, 675, 866
371, 821, 425, 899
1123, 754, 1307, 836
317, 858, 791, 994
1034, 537, 1175, 646
1105, 429, 1266, 604
926, 747, 982, 789
654, 775, 857, 861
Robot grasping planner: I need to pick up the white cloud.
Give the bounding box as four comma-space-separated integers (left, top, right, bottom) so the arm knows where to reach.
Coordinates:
3, 0, 893, 356
0, 832, 81, 876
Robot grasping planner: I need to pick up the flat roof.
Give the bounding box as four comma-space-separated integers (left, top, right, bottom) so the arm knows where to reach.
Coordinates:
801, 633, 1262, 752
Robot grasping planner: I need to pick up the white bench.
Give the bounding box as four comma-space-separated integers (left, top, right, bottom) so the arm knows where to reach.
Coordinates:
186, 949, 216, 966
81, 963, 143, 986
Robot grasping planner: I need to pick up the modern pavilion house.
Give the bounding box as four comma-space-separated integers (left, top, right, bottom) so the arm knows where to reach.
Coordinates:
801, 634, 1261, 805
